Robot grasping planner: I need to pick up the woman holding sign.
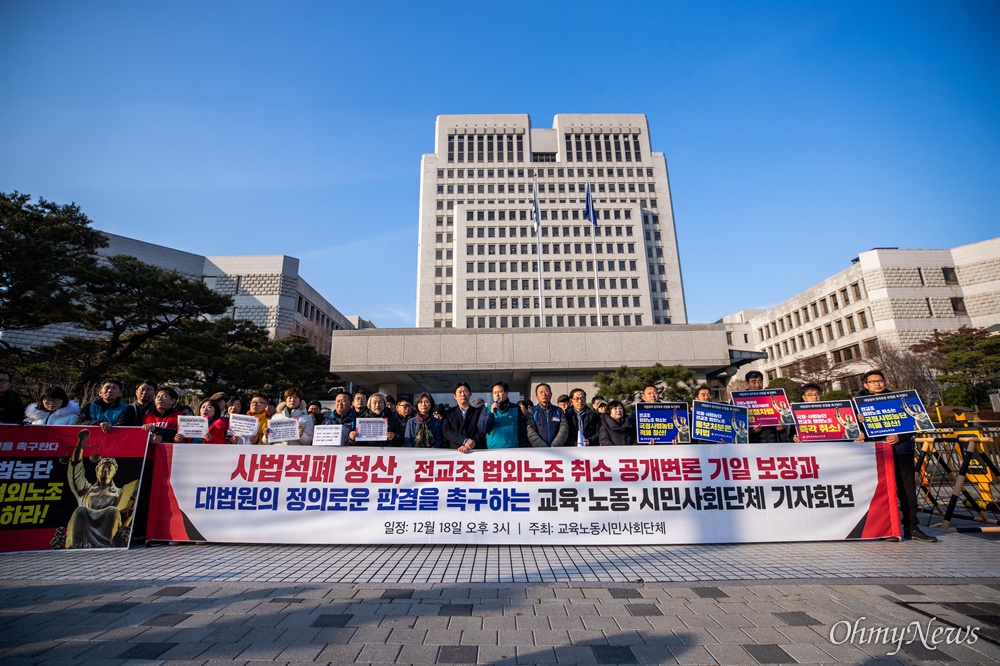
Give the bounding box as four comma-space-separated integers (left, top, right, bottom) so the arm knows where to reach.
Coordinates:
351, 392, 404, 446
265, 387, 314, 445
174, 399, 229, 443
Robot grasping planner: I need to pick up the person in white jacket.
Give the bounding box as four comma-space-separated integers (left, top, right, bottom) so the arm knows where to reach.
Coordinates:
265, 387, 314, 445
25, 386, 81, 425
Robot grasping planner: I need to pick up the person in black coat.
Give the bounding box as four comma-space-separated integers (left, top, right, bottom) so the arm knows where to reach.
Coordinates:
564, 388, 601, 447
599, 401, 636, 446
442, 382, 485, 453
857, 370, 936, 543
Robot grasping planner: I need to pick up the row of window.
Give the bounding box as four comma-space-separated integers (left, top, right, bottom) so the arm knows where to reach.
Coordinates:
466, 243, 638, 257
758, 282, 866, 342
436, 198, 658, 211
435, 211, 659, 229
766, 310, 871, 361
462, 259, 641, 274
295, 295, 343, 331
439, 181, 655, 196
464, 277, 641, 292
565, 134, 642, 163
467, 224, 633, 238
436, 167, 656, 180
457, 314, 645, 329
464, 295, 643, 311
447, 133, 524, 164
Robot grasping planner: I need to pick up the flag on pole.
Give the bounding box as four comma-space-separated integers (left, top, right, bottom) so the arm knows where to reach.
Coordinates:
531, 178, 541, 236
584, 179, 597, 227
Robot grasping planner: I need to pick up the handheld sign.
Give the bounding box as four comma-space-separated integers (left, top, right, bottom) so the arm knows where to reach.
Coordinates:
228, 413, 260, 437
790, 400, 859, 442
356, 418, 388, 442
635, 402, 690, 444
692, 401, 749, 444
313, 424, 344, 446
730, 389, 795, 428
176, 416, 209, 439
267, 418, 300, 443
853, 390, 933, 438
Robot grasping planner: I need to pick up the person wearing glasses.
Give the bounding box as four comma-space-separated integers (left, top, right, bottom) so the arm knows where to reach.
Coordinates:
236, 394, 269, 445
857, 370, 936, 543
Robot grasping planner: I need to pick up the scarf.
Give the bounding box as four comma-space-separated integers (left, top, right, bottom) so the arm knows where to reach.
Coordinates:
414, 414, 436, 448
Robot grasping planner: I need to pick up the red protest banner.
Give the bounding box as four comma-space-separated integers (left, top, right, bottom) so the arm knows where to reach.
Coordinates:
0, 425, 149, 552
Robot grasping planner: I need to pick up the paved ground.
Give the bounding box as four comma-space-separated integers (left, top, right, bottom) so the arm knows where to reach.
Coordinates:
1, 526, 998, 665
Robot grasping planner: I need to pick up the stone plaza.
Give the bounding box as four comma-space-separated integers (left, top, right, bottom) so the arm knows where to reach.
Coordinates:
2, 524, 998, 665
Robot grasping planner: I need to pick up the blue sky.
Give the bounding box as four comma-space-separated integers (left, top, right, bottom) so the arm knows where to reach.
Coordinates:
2, 0, 997, 327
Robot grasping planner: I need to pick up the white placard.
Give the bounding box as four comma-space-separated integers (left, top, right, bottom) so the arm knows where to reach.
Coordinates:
228, 413, 261, 437
313, 424, 344, 446
267, 418, 300, 443
177, 416, 208, 438
355, 417, 388, 442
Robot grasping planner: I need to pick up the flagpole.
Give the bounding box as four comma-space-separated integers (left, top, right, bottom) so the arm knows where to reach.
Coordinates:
532, 178, 545, 327
585, 179, 602, 327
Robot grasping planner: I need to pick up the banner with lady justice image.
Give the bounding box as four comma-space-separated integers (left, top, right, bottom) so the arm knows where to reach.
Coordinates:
0, 425, 149, 553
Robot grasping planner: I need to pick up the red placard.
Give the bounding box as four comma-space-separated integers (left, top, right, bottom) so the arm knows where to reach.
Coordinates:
0, 425, 149, 552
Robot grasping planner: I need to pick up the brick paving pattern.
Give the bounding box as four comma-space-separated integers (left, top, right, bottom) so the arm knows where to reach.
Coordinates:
1, 527, 998, 664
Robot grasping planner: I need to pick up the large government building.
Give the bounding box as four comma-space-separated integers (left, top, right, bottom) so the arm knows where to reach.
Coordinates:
721, 238, 1000, 392
415, 114, 686, 330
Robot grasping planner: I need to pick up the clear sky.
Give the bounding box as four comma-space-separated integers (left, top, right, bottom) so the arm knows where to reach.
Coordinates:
2, 0, 997, 328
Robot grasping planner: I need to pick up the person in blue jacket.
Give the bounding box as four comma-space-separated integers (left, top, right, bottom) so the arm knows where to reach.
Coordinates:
478, 381, 528, 449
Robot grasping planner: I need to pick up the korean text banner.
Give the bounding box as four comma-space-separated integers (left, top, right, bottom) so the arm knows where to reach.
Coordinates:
730, 390, 795, 428
148, 442, 900, 545
692, 401, 749, 444
853, 390, 934, 438
635, 402, 690, 444
790, 400, 861, 442
0, 425, 149, 553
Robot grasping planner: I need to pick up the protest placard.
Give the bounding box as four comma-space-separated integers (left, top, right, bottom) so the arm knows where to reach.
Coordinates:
692, 401, 749, 444
177, 416, 208, 439
635, 402, 690, 444
731, 389, 795, 428
0, 425, 149, 553
267, 418, 300, 443
853, 390, 933, 438
313, 425, 344, 446
227, 413, 260, 437
790, 400, 859, 442
356, 418, 388, 442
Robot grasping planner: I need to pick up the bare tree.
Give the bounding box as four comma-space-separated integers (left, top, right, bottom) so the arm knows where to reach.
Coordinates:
863, 340, 940, 402
783, 354, 851, 392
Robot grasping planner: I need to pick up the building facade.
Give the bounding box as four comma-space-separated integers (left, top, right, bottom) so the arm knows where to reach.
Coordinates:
0, 233, 355, 356
415, 114, 686, 330
722, 238, 1000, 391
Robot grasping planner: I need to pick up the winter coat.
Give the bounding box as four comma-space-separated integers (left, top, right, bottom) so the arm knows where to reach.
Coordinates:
25, 401, 81, 426
526, 403, 568, 447
599, 414, 637, 446
265, 404, 314, 445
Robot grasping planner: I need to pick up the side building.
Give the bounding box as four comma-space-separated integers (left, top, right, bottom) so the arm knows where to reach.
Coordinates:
0, 233, 355, 356
415, 113, 686, 330
721, 238, 1000, 391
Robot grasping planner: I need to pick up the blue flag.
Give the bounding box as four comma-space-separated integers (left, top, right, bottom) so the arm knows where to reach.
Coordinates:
531, 179, 541, 235
584, 180, 597, 227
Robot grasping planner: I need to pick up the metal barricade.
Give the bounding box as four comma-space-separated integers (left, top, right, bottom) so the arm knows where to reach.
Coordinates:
913, 428, 1000, 532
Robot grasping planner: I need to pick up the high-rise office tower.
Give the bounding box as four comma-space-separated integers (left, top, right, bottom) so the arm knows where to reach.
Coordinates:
416, 114, 686, 329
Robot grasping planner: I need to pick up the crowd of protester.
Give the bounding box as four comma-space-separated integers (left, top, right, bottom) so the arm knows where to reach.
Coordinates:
0, 368, 853, 450
0, 367, 938, 542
